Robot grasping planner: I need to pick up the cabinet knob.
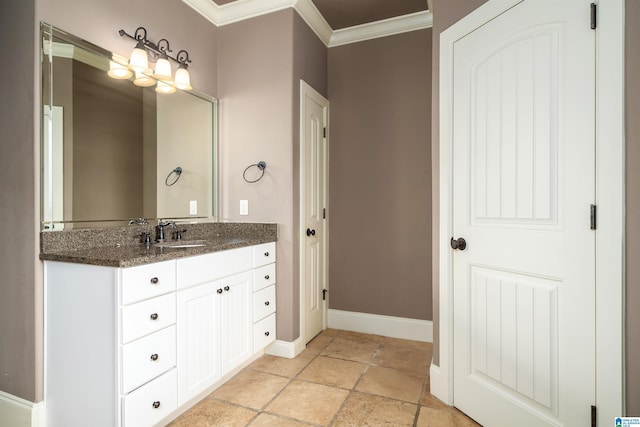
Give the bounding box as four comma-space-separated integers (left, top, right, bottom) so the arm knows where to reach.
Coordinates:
264, 331, 270, 336
224, 285, 230, 291
264, 252, 270, 257
265, 274, 270, 280
150, 353, 159, 361
150, 313, 159, 321
217, 288, 223, 294
265, 301, 270, 306
150, 277, 159, 284
152, 401, 161, 409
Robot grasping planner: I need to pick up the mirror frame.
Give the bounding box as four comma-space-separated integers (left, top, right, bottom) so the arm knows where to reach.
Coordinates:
40, 22, 219, 230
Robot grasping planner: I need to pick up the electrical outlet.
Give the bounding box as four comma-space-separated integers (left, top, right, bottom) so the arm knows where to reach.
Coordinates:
240, 200, 249, 216
189, 200, 197, 215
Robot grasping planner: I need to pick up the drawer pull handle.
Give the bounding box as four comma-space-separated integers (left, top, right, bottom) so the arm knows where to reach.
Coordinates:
265, 331, 270, 336
217, 288, 223, 294
224, 285, 230, 291
150, 277, 159, 284
150, 353, 159, 361
264, 252, 270, 257
152, 401, 161, 409
265, 275, 270, 280
265, 301, 270, 306
150, 313, 159, 321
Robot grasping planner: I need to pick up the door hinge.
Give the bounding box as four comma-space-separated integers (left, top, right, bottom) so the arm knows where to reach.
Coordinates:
323, 127, 326, 138
590, 3, 597, 29
591, 405, 597, 427
322, 289, 328, 301
590, 204, 597, 230
323, 208, 326, 219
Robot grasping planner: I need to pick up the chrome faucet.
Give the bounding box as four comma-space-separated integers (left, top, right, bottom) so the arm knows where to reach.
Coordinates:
156, 220, 175, 242
128, 218, 149, 226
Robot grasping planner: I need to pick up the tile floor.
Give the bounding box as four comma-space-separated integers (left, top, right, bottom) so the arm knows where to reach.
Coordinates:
168, 329, 481, 426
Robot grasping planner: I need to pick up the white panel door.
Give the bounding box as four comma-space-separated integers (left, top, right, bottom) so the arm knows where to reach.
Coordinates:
220, 271, 253, 373
301, 81, 329, 342
176, 281, 221, 405
452, 1, 595, 425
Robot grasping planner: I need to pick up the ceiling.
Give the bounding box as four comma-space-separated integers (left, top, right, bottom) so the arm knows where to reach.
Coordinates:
212, 0, 429, 30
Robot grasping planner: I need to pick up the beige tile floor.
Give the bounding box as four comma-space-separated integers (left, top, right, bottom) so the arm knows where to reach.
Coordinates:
168, 329, 481, 426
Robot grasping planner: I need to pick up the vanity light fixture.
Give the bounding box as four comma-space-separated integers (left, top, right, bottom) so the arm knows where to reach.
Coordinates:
107, 54, 133, 79
114, 26, 193, 94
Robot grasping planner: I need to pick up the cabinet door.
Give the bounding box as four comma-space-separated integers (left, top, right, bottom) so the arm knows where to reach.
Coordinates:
220, 271, 253, 373
176, 281, 222, 405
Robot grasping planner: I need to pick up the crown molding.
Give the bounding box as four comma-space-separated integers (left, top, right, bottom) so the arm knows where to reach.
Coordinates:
217, 0, 296, 26
294, 0, 332, 46
181, 0, 432, 47
182, 0, 221, 26
329, 11, 433, 47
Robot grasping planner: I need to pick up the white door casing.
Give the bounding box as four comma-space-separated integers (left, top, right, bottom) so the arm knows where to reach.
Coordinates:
433, 0, 625, 425
300, 80, 329, 343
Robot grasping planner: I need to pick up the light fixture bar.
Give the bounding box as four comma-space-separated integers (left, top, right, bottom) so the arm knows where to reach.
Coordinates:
118, 27, 192, 67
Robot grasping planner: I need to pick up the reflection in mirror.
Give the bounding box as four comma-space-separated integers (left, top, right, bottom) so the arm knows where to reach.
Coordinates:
41, 23, 217, 230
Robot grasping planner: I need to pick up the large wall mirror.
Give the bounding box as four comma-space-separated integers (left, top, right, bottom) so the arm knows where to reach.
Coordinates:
40, 23, 218, 230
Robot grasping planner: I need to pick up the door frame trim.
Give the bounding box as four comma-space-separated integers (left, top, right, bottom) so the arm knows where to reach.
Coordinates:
432, 0, 625, 423
299, 79, 330, 344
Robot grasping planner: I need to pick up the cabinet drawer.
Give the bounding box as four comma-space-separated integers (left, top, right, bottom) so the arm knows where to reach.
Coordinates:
122, 293, 176, 344
253, 285, 276, 322
122, 368, 177, 427
252, 242, 276, 268
121, 261, 176, 305
122, 325, 176, 394
177, 246, 252, 289
253, 313, 276, 352
253, 264, 276, 292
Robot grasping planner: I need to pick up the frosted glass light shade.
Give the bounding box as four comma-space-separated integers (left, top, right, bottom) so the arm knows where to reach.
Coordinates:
133, 69, 155, 87
174, 67, 192, 90
156, 80, 176, 94
129, 45, 148, 71
107, 61, 133, 79
153, 57, 173, 82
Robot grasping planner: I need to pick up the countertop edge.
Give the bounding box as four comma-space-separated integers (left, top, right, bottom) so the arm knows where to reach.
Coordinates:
40, 237, 277, 268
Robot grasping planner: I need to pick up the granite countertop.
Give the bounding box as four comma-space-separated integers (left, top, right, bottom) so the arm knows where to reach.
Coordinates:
40, 223, 277, 268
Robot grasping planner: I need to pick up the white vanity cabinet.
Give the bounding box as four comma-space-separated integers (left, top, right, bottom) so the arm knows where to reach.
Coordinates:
251, 243, 277, 351
45, 259, 178, 427
176, 246, 255, 405
45, 241, 276, 427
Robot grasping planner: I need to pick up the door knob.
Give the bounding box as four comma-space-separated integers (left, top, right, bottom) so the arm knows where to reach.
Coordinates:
306, 228, 316, 237
450, 237, 467, 250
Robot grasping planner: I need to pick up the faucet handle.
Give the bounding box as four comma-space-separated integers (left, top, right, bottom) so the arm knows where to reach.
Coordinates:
139, 232, 152, 244
174, 229, 187, 240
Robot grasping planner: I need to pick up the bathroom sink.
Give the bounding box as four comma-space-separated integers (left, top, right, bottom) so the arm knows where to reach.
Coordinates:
155, 240, 209, 249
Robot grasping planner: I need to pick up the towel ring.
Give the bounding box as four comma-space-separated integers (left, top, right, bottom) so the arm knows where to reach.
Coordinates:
243, 161, 267, 183
165, 167, 183, 186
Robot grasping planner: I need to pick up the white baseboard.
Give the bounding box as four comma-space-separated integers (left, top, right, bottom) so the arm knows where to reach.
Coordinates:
0, 391, 45, 427
265, 337, 306, 359
327, 309, 433, 342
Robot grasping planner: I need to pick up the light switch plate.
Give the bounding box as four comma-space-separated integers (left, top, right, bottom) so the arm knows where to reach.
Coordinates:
189, 200, 197, 215
240, 200, 249, 216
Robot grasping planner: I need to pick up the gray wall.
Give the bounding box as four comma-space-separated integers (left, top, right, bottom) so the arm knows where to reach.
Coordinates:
626, 0, 640, 415
218, 9, 327, 342
327, 29, 433, 321
0, 0, 38, 403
